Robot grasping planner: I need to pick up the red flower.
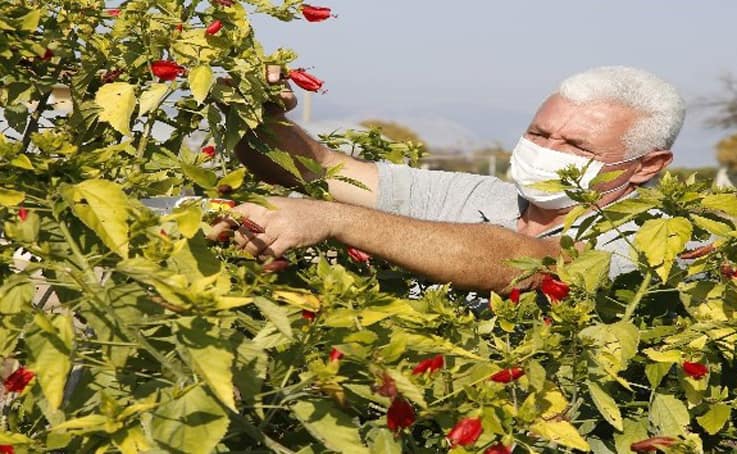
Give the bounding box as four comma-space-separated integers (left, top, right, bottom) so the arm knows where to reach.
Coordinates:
288, 69, 324, 92
509, 288, 521, 304
106, 8, 121, 17
682, 361, 709, 380
175, 23, 184, 32
540, 274, 569, 302
447, 417, 483, 447
412, 354, 444, 375
201, 145, 216, 158
301, 4, 333, 22
386, 397, 415, 432
630, 436, 677, 452
4, 367, 34, 393
40, 48, 53, 61
263, 258, 290, 273
373, 372, 398, 398
0, 446, 14, 454
485, 443, 512, 454
301, 310, 316, 322
205, 19, 223, 35
18, 207, 28, 222
543, 316, 553, 326
151, 60, 186, 81
347, 247, 371, 263
329, 347, 343, 362
490, 367, 524, 383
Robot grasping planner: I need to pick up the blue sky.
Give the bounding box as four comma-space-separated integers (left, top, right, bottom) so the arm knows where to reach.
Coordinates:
252, 0, 737, 167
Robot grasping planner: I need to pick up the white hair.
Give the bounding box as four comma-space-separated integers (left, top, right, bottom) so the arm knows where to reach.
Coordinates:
558, 66, 686, 158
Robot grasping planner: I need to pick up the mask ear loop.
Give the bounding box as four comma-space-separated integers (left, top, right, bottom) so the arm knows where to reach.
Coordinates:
595, 152, 652, 195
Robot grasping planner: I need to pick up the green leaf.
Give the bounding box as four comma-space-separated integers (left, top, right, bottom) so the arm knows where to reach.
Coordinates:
0, 432, 34, 445
613, 418, 649, 454
18, 9, 41, 31
370, 429, 402, 454
590, 170, 625, 187
0, 274, 34, 314
560, 250, 611, 293
148, 386, 229, 454
189, 65, 214, 104
645, 362, 672, 389
50, 414, 111, 433
291, 399, 370, 454
702, 194, 737, 217
587, 381, 623, 431
95, 82, 136, 136
253, 297, 293, 340
218, 167, 247, 190
529, 179, 568, 193
61, 179, 130, 257
25, 313, 73, 409
10, 154, 33, 169
138, 83, 169, 117
690, 214, 734, 237
529, 420, 590, 452
181, 162, 217, 189
633, 217, 692, 282
178, 318, 236, 411
650, 393, 689, 436
696, 403, 730, 435
265, 149, 304, 182
385, 369, 427, 409
563, 204, 588, 233
164, 201, 202, 238
0, 188, 25, 206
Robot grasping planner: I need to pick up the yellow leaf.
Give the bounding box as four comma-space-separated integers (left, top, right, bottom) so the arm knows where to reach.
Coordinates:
643, 348, 682, 363
138, 83, 169, 117
0, 188, 25, 206
95, 82, 136, 136
189, 65, 214, 104
530, 420, 590, 452
273, 290, 321, 311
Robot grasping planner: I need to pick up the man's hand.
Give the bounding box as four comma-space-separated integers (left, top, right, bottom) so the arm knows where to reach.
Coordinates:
264, 65, 298, 115
207, 197, 333, 259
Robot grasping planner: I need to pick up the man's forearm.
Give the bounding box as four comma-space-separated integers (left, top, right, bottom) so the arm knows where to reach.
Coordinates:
235, 114, 379, 208
327, 202, 560, 292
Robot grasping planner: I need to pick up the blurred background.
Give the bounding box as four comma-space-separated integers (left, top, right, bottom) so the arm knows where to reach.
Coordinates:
252, 0, 737, 185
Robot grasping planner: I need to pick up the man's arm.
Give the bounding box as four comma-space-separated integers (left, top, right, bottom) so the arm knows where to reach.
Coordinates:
327, 202, 558, 292
234, 113, 379, 208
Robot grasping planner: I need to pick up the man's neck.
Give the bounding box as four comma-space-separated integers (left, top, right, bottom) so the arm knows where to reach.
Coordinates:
517, 185, 637, 237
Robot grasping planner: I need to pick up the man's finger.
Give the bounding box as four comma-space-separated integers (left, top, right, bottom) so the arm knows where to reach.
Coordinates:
206, 220, 234, 242
266, 65, 282, 84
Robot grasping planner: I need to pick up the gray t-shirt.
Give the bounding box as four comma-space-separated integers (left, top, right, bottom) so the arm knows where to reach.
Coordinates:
375, 162, 639, 278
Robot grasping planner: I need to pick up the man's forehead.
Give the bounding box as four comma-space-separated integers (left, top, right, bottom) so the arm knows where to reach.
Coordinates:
531, 95, 638, 138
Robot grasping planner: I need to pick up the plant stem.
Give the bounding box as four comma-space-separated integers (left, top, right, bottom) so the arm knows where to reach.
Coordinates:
622, 270, 653, 321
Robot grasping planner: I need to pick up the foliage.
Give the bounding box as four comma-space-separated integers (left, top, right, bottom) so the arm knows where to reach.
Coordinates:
2, 2, 737, 454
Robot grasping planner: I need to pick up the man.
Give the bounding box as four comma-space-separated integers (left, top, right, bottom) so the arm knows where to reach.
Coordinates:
209, 66, 685, 293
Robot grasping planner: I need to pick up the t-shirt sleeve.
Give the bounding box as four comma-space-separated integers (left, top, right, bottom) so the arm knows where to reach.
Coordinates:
375, 161, 520, 224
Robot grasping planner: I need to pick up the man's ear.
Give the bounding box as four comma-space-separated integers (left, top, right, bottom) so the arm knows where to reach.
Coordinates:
630, 150, 673, 184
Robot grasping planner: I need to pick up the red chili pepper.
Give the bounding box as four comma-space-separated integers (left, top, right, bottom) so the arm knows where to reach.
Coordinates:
540, 274, 569, 302
175, 23, 184, 32
509, 288, 521, 304
682, 361, 708, 379
151, 60, 186, 81
101, 68, 124, 84
490, 367, 524, 383
209, 198, 236, 209
329, 347, 343, 362
18, 207, 28, 222
217, 231, 231, 243
447, 417, 483, 447
721, 263, 737, 279
373, 372, 398, 398
0, 445, 14, 454
679, 243, 714, 259
347, 247, 371, 263
288, 69, 324, 92
213, 0, 234, 6
106, 8, 121, 17
301, 310, 316, 322
301, 4, 333, 22
630, 436, 677, 452
205, 19, 223, 35
4, 367, 34, 393
159, 229, 168, 237
386, 397, 415, 432
240, 218, 265, 234
263, 258, 290, 273
412, 354, 444, 375
201, 145, 216, 158
484, 443, 512, 454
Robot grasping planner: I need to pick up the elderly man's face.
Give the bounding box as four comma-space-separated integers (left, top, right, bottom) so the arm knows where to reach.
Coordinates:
524, 94, 639, 164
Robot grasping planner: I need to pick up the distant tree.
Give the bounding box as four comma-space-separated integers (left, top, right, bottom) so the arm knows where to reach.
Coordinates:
700, 73, 737, 130
359, 119, 424, 144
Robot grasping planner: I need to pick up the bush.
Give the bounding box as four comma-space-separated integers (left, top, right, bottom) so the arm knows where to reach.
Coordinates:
2, 2, 737, 453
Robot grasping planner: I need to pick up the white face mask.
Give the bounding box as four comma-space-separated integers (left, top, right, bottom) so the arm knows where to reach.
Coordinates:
509, 137, 639, 210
